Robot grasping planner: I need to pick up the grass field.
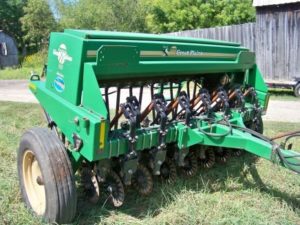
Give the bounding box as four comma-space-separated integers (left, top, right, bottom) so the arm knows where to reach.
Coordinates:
0, 101, 300, 225
0, 51, 45, 80
268, 88, 300, 101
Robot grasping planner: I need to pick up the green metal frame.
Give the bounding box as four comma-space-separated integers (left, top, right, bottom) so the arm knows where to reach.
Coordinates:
28, 29, 299, 174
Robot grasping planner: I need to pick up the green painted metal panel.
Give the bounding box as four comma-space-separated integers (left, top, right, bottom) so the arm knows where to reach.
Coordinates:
64, 29, 241, 46
30, 29, 293, 174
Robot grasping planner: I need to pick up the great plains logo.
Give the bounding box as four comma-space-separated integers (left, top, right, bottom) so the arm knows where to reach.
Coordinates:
53, 44, 73, 66
164, 46, 204, 56
175, 50, 204, 56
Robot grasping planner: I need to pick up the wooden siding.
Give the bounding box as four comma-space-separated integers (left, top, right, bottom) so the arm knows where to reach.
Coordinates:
169, 4, 300, 81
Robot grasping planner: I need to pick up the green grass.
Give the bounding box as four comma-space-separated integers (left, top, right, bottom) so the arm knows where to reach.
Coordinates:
0, 66, 43, 80
0, 51, 46, 80
269, 88, 300, 101
0, 101, 300, 225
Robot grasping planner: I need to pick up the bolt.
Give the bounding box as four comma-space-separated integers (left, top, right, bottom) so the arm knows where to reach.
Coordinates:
74, 117, 79, 125
128, 169, 133, 174
158, 160, 162, 165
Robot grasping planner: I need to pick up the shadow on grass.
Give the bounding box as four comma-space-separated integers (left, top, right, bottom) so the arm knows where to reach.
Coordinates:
239, 157, 300, 210
269, 89, 294, 96
268, 89, 300, 101
74, 153, 300, 224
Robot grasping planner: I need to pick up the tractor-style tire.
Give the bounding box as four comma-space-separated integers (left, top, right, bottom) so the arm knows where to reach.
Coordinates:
294, 83, 300, 97
18, 128, 77, 224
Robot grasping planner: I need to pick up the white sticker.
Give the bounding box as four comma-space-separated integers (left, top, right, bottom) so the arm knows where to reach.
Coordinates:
53, 44, 73, 66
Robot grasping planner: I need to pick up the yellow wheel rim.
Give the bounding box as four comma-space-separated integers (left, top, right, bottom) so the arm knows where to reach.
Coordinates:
22, 150, 46, 215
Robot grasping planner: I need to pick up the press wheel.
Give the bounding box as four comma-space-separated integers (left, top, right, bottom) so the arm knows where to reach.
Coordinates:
199, 149, 216, 169
102, 170, 125, 208
232, 149, 244, 157
132, 164, 153, 196
81, 167, 100, 204
181, 152, 198, 177
160, 157, 177, 183
215, 147, 231, 163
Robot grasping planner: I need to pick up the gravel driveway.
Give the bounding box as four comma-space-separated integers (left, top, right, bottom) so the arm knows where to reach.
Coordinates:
0, 80, 299, 122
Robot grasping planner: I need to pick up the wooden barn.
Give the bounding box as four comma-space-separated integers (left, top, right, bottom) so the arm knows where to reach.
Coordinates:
254, 0, 300, 81
0, 31, 18, 68
169, 0, 300, 81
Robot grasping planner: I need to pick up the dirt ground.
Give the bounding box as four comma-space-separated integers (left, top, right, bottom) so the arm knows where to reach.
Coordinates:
0, 80, 299, 122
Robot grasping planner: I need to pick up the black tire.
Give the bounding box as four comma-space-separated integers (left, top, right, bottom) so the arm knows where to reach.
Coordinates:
132, 164, 153, 196
198, 148, 216, 169
102, 170, 125, 208
18, 128, 77, 224
81, 167, 100, 204
180, 152, 198, 177
160, 157, 177, 183
232, 149, 244, 157
215, 147, 231, 163
294, 83, 300, 97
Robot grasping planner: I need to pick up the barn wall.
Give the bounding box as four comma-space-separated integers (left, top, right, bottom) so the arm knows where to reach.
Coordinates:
169, 23, 256, 52
256, 3, 300, 80
169, 3, 300, 81
0, 32, 19, 68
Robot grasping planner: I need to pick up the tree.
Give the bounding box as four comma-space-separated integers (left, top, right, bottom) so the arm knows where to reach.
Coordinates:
0, 0, 27, 48
54, 0, 148, 32
21, 0, 57, 44
146, 0, 255, 33
106, 0, 149, 32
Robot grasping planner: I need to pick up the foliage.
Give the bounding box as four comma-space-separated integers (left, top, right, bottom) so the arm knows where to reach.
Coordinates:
0, 51, 46, 79
146, 0, 255, 33
0, 0, 27, 47
21, 0, 57, 44
56, 0, 148, 32
0, 102, 300, 224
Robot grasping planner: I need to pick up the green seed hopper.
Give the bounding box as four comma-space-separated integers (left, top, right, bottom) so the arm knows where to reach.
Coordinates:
18, 29, 300, 224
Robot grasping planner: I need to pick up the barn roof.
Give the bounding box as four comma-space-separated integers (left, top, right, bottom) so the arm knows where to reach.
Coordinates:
253, 0, 300, 7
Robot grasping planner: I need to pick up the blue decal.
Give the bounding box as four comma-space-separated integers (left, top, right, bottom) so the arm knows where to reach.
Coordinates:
54, 76, 65, 92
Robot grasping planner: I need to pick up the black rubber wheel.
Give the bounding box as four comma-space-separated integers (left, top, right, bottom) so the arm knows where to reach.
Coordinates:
160, 158, 177, 183
132, 164, 153, 196
102, 170, 125, 208
199, 148, 216, 169
18, 128, 77, 224
215, 147, 231, 163
81, 167, 100, 204
294, 83, 300, 97
180, 152, 198, 177
232, 149, 244, 157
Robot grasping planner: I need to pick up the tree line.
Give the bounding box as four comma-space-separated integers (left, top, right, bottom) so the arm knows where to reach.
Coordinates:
1, 0, 255, 50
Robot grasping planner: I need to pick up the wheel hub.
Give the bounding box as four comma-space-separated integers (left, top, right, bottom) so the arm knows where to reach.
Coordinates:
22, 150, 46, 215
